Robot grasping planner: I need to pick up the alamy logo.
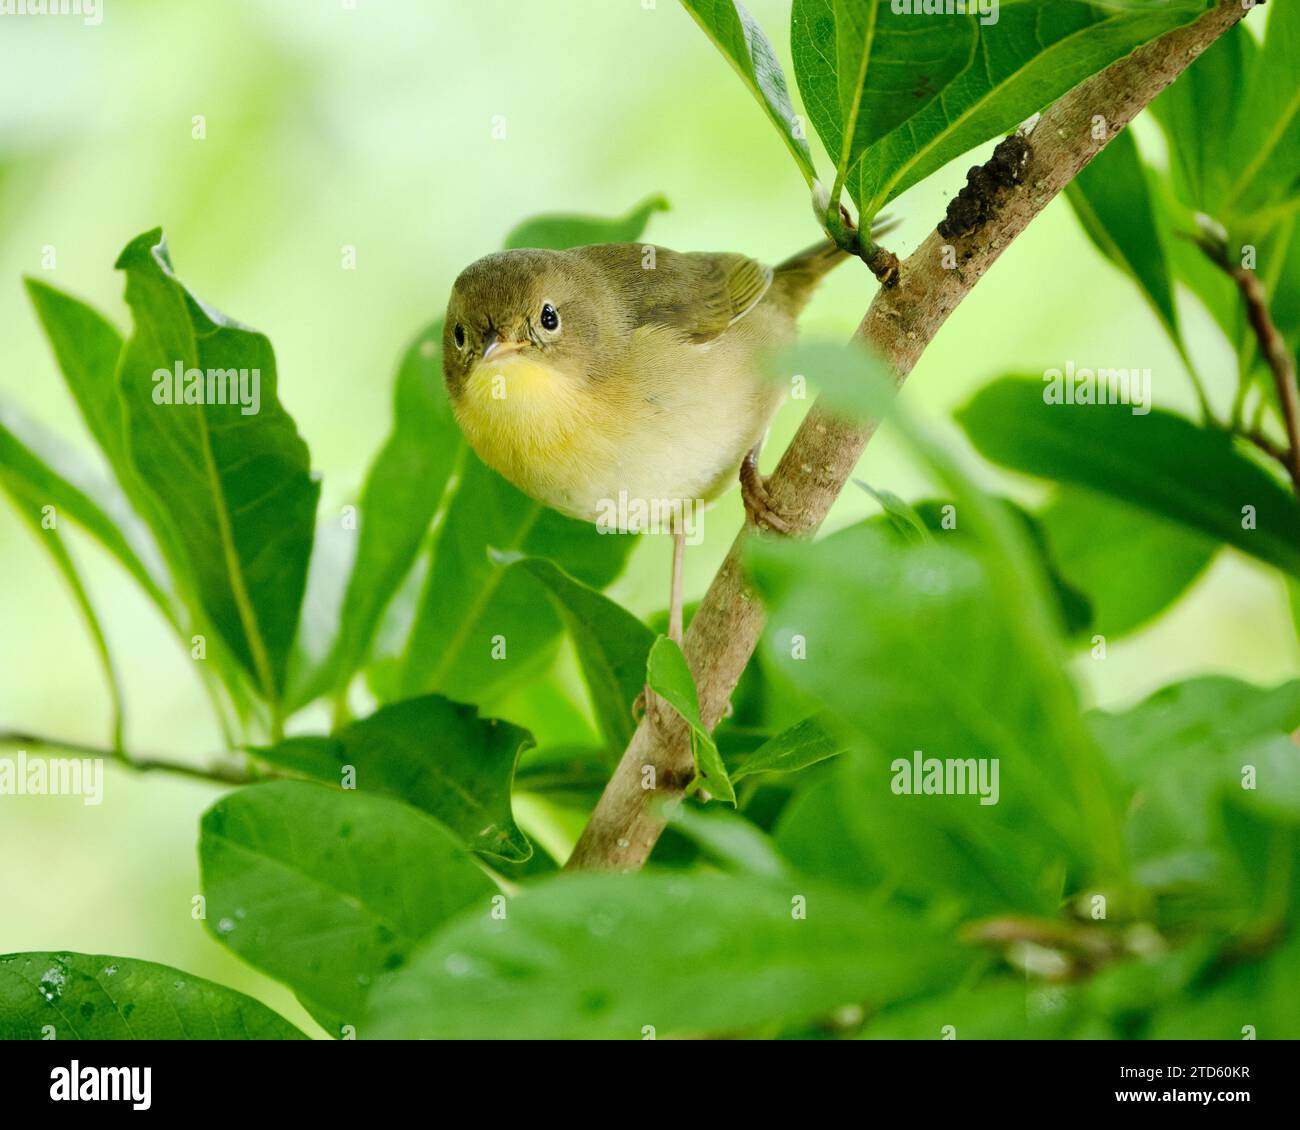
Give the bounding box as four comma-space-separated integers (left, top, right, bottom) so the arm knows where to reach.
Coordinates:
1042, 361, 1151, 416
890, 0, 999, 26
0, 752, 102, 805
890, 750, 1000, 806
50, 1061, 151, 1110
151, 361, 261, 415
0, 0, 101, 24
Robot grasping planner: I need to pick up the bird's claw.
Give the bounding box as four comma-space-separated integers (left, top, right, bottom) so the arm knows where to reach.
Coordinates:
740, 452, 794, 534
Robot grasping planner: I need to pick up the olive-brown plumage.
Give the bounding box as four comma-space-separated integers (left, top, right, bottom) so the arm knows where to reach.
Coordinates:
442, 239, 847, 525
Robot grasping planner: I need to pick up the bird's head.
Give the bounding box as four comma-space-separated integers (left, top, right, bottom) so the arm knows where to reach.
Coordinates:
442, 249, 608, 400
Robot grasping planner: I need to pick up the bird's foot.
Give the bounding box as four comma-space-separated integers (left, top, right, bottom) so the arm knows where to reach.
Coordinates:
740, 450, 794, 534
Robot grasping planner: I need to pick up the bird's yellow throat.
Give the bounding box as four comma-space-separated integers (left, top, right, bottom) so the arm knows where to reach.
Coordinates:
455, 354, 599, 496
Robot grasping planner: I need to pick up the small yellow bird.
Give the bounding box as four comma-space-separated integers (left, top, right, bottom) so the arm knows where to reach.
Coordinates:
442, 239, 849, 641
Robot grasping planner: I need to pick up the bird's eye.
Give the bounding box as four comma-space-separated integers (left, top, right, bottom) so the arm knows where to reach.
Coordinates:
540, 303, 560, 333
453, 324, 466, 349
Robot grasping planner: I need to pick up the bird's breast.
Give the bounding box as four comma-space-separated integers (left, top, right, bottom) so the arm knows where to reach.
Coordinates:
453, 355, 613, 515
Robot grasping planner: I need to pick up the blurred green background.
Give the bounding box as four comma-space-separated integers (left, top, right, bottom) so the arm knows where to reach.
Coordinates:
0, 0, 1293, 1035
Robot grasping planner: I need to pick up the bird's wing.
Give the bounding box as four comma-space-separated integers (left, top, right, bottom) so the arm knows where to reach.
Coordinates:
575, 245, 773, 344
672, 252, 773, 341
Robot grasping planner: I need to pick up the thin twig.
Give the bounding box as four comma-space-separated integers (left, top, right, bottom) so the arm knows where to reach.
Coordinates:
1196, 240, 1300, 493
565, 0, 1254, 872
1245, 428, 1290, 465
0, 729, 264, 786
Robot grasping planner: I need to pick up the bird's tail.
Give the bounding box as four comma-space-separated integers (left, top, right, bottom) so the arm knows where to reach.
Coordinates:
770, 239, 851, 314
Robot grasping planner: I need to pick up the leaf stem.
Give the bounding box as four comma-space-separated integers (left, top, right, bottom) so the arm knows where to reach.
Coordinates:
0, 729, 265, 786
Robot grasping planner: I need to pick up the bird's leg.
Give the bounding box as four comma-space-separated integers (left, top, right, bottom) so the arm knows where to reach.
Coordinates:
632, 512, 688, 728
668, 512, 686, 645
740, 444, 793, 534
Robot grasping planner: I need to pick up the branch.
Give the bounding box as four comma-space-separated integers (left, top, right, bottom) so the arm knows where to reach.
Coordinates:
1203, 246, 1300, 493
0, 729, 264, 786
565, 0, 1253, 872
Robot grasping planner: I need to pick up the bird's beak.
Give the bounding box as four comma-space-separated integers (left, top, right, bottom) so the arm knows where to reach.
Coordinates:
481, 333, 527, 362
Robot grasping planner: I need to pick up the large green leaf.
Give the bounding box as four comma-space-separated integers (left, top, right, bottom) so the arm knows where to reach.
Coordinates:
1150, 20, 1255, 216
397, 454, 633, 703
253, 695, 533, 861
749, 524, 1095, 912
680, 0, 818, 184
1065, 128, 1180, 346
792, 0, 974, 213
956, 377, 1300, 579
850, 0, 1211, 218
1088, 676, 1300, 889
773, 768, 886, 890
646, 635, 736, 804
511, 557, 654, 752
311, 320, 461, 705
1224, 0, 1300, 220
0, 951, 305, 1039
1038, 487, 1216, 640
504, 194, 669, 250
114, 229, 319, 705
23, 278, 257, 729
759, 342, 1125, 900
200, 780, 495, 1035
364, 871, 973, 1038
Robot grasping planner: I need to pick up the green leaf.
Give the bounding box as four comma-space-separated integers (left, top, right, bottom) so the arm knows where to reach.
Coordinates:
254, 695, 534, 861
1224, 1, 1300, 220
0, 408, 173, 624
792, 0, 974, 210
855, 478, 931, 543
0, 463, 124, 748
908, 496, 1093, 639
1150, 20, 1255, 216
861, 981, 1077, 1039
680, 0, 818, 185
956, 377, 1300, 579
850, 0, 1211, 218
200, 780, 495, 1035
504, 194, 669, 250
646, 635, 736, 804
731, 713, 845, 781
511, 557, 654, 752
1065, 129, 1181, 347
749, 524, 1096, 912
1038, 487, 1216, 639
23, 278, 131, 480
1145, 931, 1300, 1040
23, 279, 257, 730
314, 321, 460, 704
773, 768, 885, 889
397, 454, 633, 704
664, 804, 790, 877
365, 871, 973, 1038
759, 342, 1125, 899
1088, 677, 1300, 888
114, 229, 319, 704
0, 951, 305, 1039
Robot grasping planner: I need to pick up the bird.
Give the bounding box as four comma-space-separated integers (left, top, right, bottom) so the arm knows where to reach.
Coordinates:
441, 237, 851, 648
